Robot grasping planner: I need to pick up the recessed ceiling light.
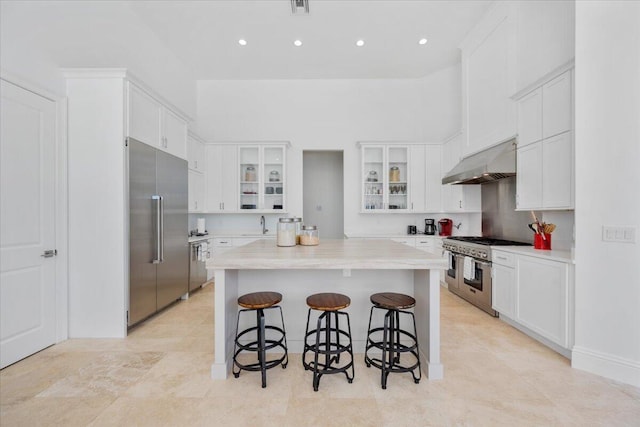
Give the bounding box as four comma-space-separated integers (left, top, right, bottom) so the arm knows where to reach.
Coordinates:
356, 39, 365, 47
418, 38, 428, 45
294, 40, 303, 47
238, 39, 247, 46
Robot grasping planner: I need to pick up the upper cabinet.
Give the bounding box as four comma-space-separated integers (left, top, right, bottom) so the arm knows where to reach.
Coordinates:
205, 142, 288, 213
127, 82, 188, 160
187, 132, 206, 172
460, 2, 517, 157
187, 132, 206, 213
205, 144, 238, 213
238, 144, 287, 212
516, 70, 574, 210
360, 143, 410, 212
514, 0, 575, 94
441, 133, 481, 213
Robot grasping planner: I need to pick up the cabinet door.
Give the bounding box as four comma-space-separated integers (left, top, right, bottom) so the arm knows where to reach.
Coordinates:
162, 108, 187, 159
492, 264, 516, 318
517, 88, 543, 147
205, 145, 238, 212
387, 146, 409, 211
461, 186, 481, 211
187, 135, 205, 171
424, 145, 442, 212
516, 143, 542, 209
542, 71, 572, 139
409, 145, 426, 211
516, 256, 568, 347
239, 146, 260, 210
465, 9, 516, 156
128, 83, 161, 147
188, 170, 204, 212
362, 146, 385, 210
263, 146, 285, 212
542, 132, 573, 208
220, 145, 238, 211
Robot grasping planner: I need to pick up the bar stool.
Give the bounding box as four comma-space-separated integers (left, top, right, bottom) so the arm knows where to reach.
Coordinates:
364, 292, 421, 389
302, 293, 355, 391
232, 291, 288, 388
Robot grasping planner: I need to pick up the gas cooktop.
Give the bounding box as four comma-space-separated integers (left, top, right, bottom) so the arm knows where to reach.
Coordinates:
445, 236, 531, 246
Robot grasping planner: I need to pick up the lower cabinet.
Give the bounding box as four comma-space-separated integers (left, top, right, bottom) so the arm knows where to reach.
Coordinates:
492, 250, 573, 352
517, 256, 570, 348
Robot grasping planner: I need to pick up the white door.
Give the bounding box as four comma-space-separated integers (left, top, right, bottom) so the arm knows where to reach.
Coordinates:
1, 80, 57, 368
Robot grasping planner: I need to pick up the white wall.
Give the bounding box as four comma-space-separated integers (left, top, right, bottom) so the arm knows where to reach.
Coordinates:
0, 1, 196, 117
196, 65, 480, 236
573, 1, 640, 387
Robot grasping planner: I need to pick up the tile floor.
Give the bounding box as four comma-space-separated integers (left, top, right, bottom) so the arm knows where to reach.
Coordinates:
1, 283, 639, 426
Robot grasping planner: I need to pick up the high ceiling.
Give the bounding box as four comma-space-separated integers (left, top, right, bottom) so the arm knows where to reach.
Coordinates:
127, 0, 492, 79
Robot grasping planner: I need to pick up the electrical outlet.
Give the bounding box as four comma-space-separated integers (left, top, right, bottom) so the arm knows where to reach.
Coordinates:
602, 226, 636, 243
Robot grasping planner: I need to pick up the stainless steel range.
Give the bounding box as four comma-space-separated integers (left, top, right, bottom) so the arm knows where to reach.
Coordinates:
443, 236, 530, 316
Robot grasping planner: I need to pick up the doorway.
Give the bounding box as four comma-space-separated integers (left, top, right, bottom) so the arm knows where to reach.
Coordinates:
303, 151, 344, 238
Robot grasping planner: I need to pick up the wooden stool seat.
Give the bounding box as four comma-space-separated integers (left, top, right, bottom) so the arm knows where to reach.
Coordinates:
238, 291, 282, 309
306, 293, 351, 311
370, 292, 415, 310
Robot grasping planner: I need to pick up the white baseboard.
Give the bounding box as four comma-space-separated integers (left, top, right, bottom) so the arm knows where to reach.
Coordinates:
572, 346, 640, 388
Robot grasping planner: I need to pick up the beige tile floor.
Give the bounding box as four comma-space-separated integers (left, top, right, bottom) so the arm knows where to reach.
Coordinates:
1, 283, 639, 426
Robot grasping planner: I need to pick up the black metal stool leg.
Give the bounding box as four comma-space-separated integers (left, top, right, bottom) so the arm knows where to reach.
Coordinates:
394, 309, 401, 364
277, 306, 288, 369
381, 310, 391, 389
256, 308, 267, 388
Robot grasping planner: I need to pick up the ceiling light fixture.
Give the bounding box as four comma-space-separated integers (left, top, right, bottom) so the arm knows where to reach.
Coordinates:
294, 40, 303, 47
238, 39, 247, 46
291, 0, 309, 15
356, 39, 365, 47
418, 38, 428, 45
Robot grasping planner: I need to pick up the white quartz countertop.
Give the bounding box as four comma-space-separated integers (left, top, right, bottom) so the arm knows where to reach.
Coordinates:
188, 232, 276, 243
346, 233, 445, 239
208, 238, 447, 270
491, 245, 574, 263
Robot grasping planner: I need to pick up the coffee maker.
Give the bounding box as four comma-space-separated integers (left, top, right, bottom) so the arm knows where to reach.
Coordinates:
424, 219, 436, 235
438, 218, 453, 236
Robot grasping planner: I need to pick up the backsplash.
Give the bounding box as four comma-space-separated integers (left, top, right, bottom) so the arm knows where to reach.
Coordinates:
481, 177, 574, 250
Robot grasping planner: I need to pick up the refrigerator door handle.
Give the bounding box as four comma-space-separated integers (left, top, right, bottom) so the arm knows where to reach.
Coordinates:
152, 195, 164, 263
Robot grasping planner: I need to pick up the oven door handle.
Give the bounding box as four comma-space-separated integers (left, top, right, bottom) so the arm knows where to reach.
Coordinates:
474, 260, 492, 267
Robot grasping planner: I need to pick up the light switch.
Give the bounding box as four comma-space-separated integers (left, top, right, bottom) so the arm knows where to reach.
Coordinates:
602, 226, 637, 243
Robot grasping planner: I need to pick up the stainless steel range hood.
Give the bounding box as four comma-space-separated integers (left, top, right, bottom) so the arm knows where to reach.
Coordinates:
442, 138, 517, 185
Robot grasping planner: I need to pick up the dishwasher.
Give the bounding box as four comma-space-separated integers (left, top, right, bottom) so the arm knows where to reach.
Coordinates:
189, 239, 210, 292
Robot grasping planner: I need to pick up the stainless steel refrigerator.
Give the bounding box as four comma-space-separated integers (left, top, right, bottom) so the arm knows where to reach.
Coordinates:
128, 138, 188, 326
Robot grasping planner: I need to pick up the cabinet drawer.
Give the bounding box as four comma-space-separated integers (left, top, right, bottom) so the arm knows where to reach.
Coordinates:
492, 251, 516, 268
212, 238, 233, 247
415, 238, 433, 248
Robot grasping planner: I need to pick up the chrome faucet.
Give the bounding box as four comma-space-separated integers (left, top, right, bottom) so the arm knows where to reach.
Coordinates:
260, 215, 268, 235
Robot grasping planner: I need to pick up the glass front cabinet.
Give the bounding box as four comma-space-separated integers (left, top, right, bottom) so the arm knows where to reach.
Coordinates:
238, 144, 288, 212
360, 143, 410, 212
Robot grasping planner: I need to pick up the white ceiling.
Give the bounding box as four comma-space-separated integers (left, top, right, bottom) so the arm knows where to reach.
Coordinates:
127, 0, 492, 80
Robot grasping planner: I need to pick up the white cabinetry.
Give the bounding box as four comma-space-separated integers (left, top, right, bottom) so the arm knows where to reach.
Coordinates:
514, 0, 575, 93
491, 251, 517, 319
62, 69, 192, 337
460, 2, 517, 157
187, 132, 206, 213
360, 143, 410, 212
491, 249, 574, 354
187, 132, 206, 172
205, 143, 288, 213
517, 256, 571, 349
188, 170, 205, 212
238, 144, 287, 212
127, 82, 188, 159
441, 133, 481, 212
205, 144, 238, 212
516, 70, 573, 210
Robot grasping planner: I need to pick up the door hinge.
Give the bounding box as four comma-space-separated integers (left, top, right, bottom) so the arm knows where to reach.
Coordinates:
41, 249, 57, 258
126, 310, 129, 322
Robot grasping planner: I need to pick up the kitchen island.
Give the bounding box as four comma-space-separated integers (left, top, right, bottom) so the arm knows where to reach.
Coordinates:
207, 238, 447, 380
